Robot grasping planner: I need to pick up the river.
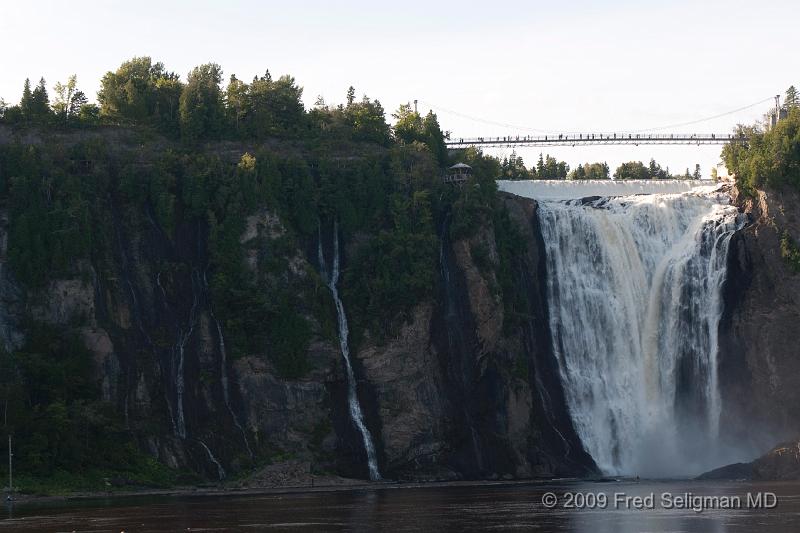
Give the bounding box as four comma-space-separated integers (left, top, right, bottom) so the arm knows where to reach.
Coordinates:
3, 480, 800, 531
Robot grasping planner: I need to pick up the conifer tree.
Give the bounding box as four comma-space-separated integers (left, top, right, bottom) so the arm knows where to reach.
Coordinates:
785, 85, 799, 109
30, 78, 51, 122
20, 78, 33, 119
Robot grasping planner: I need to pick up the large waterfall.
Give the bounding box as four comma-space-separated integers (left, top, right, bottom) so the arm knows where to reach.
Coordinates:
500, 180, 742, 476
319, 221, 381, 481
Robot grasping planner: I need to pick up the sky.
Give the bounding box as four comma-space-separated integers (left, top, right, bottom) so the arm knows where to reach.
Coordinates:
2, 0, 799, 177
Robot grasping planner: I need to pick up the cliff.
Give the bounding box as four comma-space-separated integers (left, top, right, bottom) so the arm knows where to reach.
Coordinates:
699, 439, 800, 481
0, 127, 595, 485
356, 193, 596, 480
718, 184, 800, 457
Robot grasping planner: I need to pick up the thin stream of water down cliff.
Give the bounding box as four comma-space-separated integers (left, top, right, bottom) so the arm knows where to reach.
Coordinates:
502, 180, 745, 476
319, 221, 381, 480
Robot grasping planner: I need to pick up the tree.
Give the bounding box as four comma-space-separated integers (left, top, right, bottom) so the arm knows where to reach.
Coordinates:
78, 104, 100, 125
28, 78, 51, 123
569, 162, 610, 180
266, 75, 305, 135
614, 161, 650, 180
52, 75, 87, 126
346, 95, 391, 145
237, 71, 305, 138
391, 105, 445, 163
98, 57, 183, 133
225, 74, 248, 134
568, 163, 586, 180
346, 86, 355, 106
693, 164, 702, 180
243, 72, 272, 137
421, 111, 447, 165
392, 103, 422, 144
722, 109, 800, 192
179, 63, 225, 141
502, 151, 533, 180
647, 158, 670, 179
538, 154, 568, 179
786, 86, 799, 110
153, 75, 183, 136
586, 162, 610, 179
20, 79, 33, 118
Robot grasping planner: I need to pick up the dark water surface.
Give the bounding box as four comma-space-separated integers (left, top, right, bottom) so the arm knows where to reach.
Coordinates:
3, 480, 800, 532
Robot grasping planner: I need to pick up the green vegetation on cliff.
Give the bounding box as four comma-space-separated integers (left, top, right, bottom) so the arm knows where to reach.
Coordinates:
781, 231, 800, 273
722, 90, 800, 194
0, 325, 181, 493
0, 56, 545, 491
720, 86, 800, 273
0, 56, 465, 490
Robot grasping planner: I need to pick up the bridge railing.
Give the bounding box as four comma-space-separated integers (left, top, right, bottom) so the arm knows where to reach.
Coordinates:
445, 132, 743, 146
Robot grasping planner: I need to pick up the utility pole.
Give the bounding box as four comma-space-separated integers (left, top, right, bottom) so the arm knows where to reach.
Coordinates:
6, 435, 11, 502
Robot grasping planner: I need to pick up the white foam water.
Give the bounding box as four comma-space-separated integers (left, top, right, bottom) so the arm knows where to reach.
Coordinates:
507, 180, 742, 476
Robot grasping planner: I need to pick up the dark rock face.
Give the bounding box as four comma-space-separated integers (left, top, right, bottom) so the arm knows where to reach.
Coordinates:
699, 440, 800, 481
750, 441, 800, 480
697, 461, 754, 480
718, 185, 800, 457
359, 193, 597, 480
0, 161, 594, 481
0, 209, 24, 353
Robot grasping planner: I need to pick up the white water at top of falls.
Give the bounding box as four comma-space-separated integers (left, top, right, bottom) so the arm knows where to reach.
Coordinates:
498, 179, 712, 200
319, 222, 381, 481
508, 181, 742, 476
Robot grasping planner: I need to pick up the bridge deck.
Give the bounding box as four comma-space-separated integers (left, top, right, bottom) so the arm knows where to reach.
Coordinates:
445, 133, 741, 148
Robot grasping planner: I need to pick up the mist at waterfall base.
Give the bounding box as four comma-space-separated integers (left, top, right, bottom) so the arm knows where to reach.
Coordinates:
500, 179, 755, 478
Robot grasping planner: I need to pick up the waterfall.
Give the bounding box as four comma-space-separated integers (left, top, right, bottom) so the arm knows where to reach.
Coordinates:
528, 183, 741, 476
203, 271, 254, 459
198, 440, 226, 481
173, 269, 200, 439
319, 221, 381, 481
212, 313, 254, 458
499, 178, 709, 201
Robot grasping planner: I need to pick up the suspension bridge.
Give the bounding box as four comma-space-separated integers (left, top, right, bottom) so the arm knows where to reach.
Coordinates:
424, 94, 775, 149
444, 132, 744, 148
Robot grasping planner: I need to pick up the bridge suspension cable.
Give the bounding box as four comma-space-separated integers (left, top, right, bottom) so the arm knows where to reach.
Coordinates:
420, 95, 774, 137
417, 100, 560, 134
630, 96, 775, 132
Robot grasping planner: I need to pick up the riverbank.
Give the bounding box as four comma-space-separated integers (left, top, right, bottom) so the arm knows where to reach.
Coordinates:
6, 476, 591, 506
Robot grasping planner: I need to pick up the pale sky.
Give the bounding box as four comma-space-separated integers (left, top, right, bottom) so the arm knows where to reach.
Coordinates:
2, 0, 798, 176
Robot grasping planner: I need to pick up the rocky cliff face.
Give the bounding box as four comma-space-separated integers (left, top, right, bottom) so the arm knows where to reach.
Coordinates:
718, 184, 800, 456
0, 208, 24, 353
699, 439, 800, 481
0, 154, 595, 482
356, 193, 595, 480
